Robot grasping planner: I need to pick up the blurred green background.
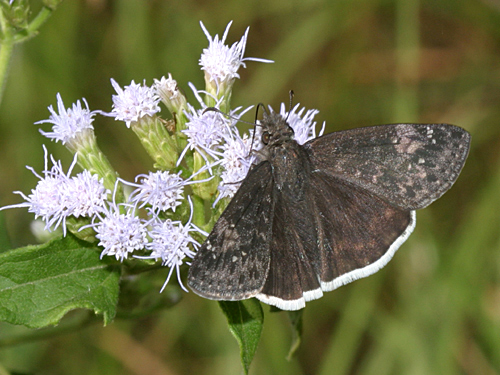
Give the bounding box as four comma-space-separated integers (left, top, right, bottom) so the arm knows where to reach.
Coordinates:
0, 0, 499, 374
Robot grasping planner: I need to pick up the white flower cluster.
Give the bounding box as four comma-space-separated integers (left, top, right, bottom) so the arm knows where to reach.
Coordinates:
2, 21, 324, 293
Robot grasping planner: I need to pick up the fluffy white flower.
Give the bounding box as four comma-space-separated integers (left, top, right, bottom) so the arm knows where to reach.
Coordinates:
216, 132, 255, 203
182, 103, 230, 160
179, 83, 254, 165
125, 171, 186, 214
95, 202, 148, 262
153, 73, 187, 115
70, 170, 110, 218
108, 79, 161, 127
138, 198, 206, 292
1, 147, 108, 236
277, 103, 325, 145
199, 21, 272, 91
36, 93, 96, 146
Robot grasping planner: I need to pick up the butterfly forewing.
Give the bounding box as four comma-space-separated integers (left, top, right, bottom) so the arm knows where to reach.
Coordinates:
305, 124, 470, 210
187, 162, 274, 300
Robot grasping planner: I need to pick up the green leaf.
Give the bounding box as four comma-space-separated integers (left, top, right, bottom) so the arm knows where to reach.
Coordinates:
286, 309, 304, 360
219, 299, 264, 374
0, 234, 120, 328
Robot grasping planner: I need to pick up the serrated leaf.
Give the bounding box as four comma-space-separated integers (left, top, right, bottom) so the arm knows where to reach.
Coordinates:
0, 234, 120, 328
219, 299, 264, 375
286, 309, 303, 360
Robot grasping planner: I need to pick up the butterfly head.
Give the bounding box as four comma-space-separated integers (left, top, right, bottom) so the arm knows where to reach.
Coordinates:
259, 109, 295, 147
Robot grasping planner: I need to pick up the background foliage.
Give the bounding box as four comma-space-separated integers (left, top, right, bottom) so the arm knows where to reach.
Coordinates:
0, 0, 498, 374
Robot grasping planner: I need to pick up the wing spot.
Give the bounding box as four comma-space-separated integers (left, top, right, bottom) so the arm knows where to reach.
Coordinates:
232, 256, 238, 262
418, 158, 425, 164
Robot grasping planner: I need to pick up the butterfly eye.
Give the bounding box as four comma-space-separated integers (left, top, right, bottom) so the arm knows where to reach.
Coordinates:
262, 132, 270, 145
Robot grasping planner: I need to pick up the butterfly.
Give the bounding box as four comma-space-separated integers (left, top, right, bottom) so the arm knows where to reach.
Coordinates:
187, 107, 471, 310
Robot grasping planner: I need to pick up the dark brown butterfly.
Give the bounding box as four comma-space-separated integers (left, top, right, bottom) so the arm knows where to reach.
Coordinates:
188, 108, 470, 310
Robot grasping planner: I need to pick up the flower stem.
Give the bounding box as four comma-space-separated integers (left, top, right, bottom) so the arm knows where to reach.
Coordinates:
22, 6, 53, 41
131, 116, 179, 170
0, 34, 13, 104
191, 194, 207, 231
0, 5, 55, 105
66, 129, 125, 203
0, 6, 14, 106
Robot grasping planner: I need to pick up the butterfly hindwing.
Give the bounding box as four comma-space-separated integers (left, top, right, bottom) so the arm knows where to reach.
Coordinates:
256, 169, 414, 310
305, 123, 470, 210
256, 187, 323, 310
307, 171, 414, 291
187, 161, 274, 300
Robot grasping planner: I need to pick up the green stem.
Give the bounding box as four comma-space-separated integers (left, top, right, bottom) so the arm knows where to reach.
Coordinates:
26, 6, 52, 34
191, 194, 206, 231
0, 34, 13, 104
66, 129, 125, 204
131, 116, 179, 170
13, 6, 54, 43
0, 5, 55, 105
0, 5, 13, 106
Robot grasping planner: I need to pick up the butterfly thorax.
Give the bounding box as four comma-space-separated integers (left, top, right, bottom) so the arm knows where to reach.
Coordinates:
261, 112, 311, 198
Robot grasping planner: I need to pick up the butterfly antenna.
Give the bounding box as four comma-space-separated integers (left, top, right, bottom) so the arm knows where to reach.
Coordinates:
250, 103, 270, 153
286, 90, 295, 121
255, 102, 268, 120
